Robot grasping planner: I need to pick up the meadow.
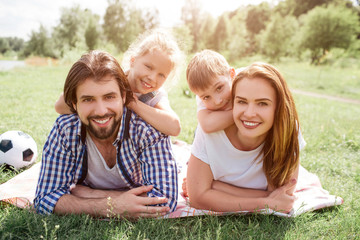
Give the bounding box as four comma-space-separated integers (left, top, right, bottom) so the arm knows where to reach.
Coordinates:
0, 59, 359, 239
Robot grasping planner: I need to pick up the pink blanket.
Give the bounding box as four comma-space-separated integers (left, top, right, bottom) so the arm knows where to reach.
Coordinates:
0, 140, 343, 218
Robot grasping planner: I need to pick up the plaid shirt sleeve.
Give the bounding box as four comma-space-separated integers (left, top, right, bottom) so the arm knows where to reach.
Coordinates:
130, 118, 178, 212
34, 115, 83, 214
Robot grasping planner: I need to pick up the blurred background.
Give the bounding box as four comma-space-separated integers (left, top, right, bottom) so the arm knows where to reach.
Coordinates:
0, 0, 359, 66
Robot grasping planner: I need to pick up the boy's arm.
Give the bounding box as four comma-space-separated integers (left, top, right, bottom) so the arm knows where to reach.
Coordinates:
197, 109, 234, 133
55, 93, 72, 114
128, 98, 181, 136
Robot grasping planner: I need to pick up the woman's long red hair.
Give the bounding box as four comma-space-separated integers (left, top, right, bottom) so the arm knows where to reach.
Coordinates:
232, 62, 300, 188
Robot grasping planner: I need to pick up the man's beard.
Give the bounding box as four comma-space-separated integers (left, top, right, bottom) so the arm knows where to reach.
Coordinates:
85, 113, 121, 140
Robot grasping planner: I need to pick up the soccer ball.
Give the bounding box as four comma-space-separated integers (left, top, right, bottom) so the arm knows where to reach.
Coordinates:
0, 130, 38, 170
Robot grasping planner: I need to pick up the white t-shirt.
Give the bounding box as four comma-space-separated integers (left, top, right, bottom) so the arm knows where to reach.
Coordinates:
84, 133, 127, 190
191, 126, 306, 190
191, 126, 268, 190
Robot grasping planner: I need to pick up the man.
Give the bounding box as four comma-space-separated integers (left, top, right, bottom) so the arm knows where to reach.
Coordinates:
34, 50, 178, 218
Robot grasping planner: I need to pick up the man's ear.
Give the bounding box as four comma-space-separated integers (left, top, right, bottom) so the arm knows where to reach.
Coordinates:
229, 67, 236, 79
72, 103, 77, 112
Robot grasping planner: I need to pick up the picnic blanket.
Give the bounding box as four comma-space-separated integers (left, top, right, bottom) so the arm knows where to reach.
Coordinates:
0, 140, 343, 218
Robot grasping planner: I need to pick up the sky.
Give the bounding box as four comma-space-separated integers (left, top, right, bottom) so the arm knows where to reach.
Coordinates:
0, 0, 273, 41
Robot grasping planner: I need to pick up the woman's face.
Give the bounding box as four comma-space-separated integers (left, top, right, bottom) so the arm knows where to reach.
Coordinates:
232, 77, 276, 144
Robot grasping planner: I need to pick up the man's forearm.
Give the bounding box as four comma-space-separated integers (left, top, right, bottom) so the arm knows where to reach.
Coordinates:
70, 185, 126, 199
54, 194, 110, 217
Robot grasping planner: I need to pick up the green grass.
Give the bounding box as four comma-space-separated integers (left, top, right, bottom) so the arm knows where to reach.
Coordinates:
0, 62, 360, 239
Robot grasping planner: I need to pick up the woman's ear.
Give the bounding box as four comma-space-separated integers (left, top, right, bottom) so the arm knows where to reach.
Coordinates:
130, 57, 136, 67
229, 68, 236, 79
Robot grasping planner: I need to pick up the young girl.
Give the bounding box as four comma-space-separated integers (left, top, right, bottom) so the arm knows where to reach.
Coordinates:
55, 29, 184, 136
186, 62, 303, 213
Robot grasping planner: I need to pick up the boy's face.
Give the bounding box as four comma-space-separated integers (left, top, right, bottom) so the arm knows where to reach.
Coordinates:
194, 74, 232, 111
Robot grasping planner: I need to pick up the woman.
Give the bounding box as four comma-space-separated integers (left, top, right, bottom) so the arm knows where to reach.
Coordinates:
187, 62, 304, 213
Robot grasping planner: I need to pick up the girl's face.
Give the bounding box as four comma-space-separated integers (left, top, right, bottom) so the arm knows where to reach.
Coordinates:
232, 77, 276, 145
127, 49, 173, 94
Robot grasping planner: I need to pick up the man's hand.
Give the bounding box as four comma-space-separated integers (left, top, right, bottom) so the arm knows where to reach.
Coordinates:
110, 185, 170, 219
56, 185, 170, 219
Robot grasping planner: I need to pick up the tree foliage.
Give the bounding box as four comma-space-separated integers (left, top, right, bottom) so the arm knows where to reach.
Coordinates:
103, 0, 159, 52
181, 0, 203, 51
212, 15, 230, 52
22, 25, 56, 58
260, 14, 298, 61
85, 17, 101, 50
0, 37, 24, 55
246, 2, 271, 35
299, 4, 359, 64
52, 5, 100, 57
227, 8, 249, 61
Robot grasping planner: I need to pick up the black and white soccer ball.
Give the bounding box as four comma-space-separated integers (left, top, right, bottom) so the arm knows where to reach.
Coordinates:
0, 130, 38, 170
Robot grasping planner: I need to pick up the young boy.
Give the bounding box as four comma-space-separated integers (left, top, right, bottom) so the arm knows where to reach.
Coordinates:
186, 49, 240, 133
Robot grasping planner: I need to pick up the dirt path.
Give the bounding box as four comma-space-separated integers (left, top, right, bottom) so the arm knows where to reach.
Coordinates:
291, 89, 360, 105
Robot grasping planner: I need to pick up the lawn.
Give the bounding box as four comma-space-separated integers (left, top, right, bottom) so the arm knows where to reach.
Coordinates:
0, 60, 359, 239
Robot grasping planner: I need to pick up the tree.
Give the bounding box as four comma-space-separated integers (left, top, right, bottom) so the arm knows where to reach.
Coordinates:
299, 4, 359, 64
103, 0, 159, 52
275, 0, 331, 17
245, 3, 271, 55
22, 25, 56, 58
260, 14, 298, 61
246, 2, 271, 35
0, 38, 10, 54
85, 17, 101, 50
227, 8, 250, 61
181, 0, 203, 52
52, 5, 100, 56
212, 15, 230, 52
197, 13, 216, 50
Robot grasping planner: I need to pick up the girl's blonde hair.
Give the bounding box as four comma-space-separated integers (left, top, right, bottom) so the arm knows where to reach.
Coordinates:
122, 28, 184, 90
232, 62, 300, 188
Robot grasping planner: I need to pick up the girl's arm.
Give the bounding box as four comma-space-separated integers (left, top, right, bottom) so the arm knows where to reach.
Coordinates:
55, 93, 72, 114
128, 97, 181, 136
197, 109, 234, 133
187, 154, 296, 213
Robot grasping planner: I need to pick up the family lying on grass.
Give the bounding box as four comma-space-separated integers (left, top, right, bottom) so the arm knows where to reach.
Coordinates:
34, 29, 327, 218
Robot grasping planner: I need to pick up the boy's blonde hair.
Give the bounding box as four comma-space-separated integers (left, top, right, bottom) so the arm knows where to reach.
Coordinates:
186, 49, 230, 92
122, 28, 184, 90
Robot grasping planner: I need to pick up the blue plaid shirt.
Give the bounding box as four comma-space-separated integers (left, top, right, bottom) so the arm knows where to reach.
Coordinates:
34, 108, 178, 215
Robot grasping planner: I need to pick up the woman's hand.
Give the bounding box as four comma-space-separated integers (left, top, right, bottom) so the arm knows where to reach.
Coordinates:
266, 179, 297, 213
